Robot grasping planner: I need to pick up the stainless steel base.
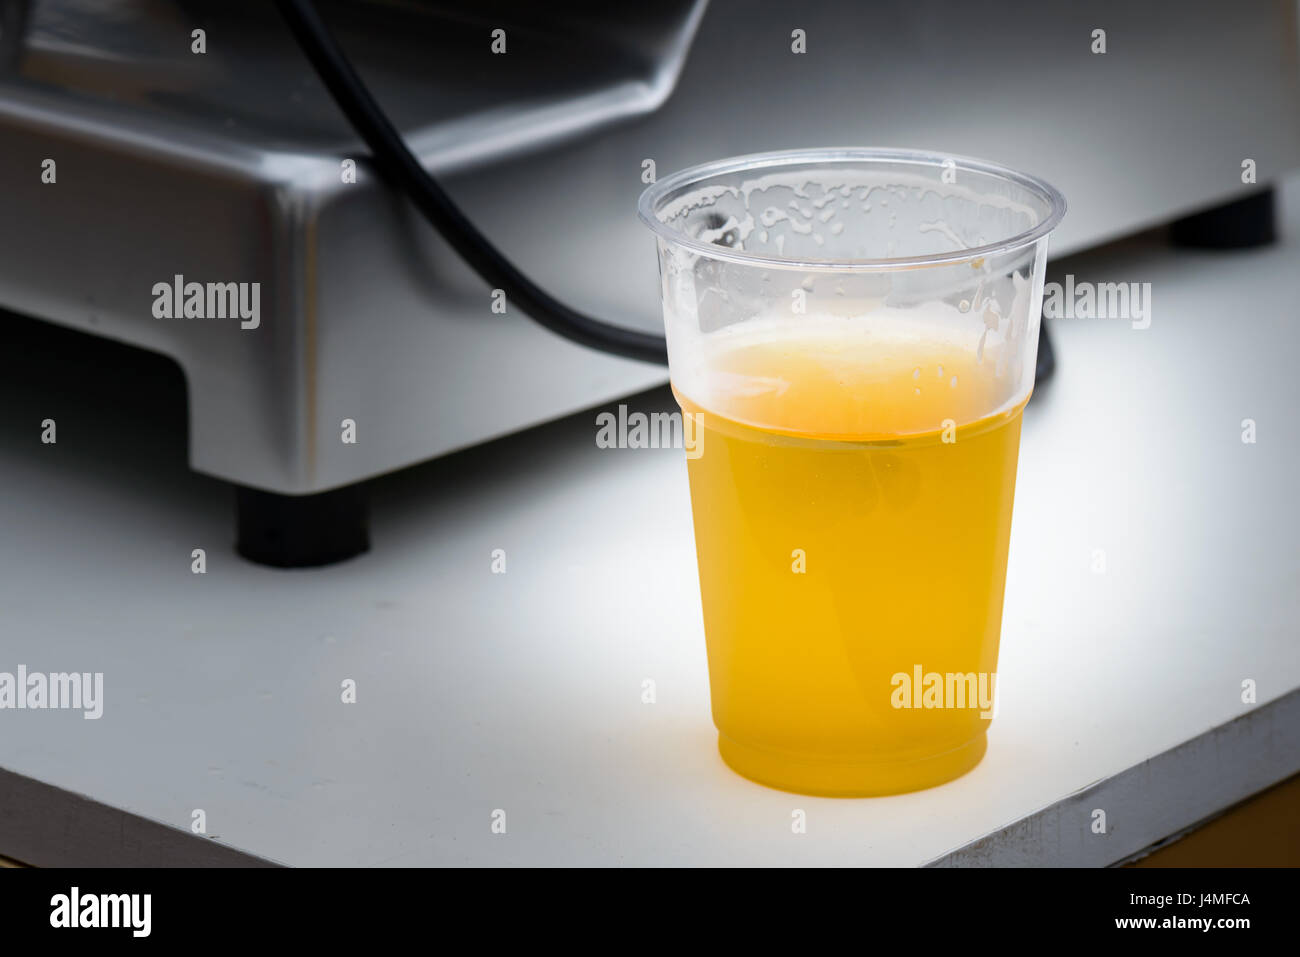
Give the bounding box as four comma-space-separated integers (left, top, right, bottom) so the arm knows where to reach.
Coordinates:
1, 0, 1297, 495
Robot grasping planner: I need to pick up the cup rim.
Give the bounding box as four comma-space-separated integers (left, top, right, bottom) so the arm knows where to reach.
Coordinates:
636, 146, 1067, 271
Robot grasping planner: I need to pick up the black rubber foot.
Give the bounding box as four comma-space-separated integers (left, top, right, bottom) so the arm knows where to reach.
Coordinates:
1169, 189, 1276, 249
1035, 320, 1056, 386
235, 484, 370, 568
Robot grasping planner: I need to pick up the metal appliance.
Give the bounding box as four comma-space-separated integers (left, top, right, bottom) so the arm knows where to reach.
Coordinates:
1, 0, 1296, 563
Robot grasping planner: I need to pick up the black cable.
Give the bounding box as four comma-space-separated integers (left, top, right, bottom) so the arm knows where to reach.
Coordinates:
273, 0, 668, 365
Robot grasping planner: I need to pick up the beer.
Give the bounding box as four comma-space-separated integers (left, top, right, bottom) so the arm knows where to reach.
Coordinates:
676, 319, 1024, 795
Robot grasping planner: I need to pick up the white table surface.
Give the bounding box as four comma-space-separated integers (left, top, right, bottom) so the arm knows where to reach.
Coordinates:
1, 182, 1297, 867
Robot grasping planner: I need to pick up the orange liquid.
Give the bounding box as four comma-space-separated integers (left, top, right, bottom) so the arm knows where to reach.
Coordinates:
677, 331, 1024, 796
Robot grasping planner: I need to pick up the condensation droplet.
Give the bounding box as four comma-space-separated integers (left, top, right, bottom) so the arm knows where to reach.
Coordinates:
958, 299, 971, 312
914, 387, 921, 396
950, 376, 958, 388
912, 367, 921, 379
937, 365, 944, 377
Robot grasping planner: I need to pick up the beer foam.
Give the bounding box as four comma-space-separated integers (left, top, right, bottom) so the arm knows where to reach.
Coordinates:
671, 304, 1032, 438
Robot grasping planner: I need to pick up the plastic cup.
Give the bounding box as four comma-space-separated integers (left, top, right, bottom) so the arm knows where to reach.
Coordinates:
638, 148, 1065, 796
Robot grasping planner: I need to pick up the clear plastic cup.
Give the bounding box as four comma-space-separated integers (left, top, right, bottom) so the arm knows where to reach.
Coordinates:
638, 148, 1065, 796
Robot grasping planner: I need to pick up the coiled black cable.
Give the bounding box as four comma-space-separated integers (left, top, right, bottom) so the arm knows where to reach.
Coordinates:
273, 0, 669, 365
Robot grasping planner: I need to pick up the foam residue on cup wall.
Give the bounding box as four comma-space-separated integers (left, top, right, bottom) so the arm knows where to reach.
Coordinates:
653, 166, 1041, 268
647, 152, 1054, 438
668, 299, 1036, 441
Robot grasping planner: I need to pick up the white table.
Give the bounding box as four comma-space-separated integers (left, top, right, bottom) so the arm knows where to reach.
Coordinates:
1, 182, 1297, 867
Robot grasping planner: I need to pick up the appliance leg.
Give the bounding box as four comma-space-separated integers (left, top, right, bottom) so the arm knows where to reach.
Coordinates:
1035, 320, 1056, 386
1169, 188, 1276, 248
235, 483, 370, 568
